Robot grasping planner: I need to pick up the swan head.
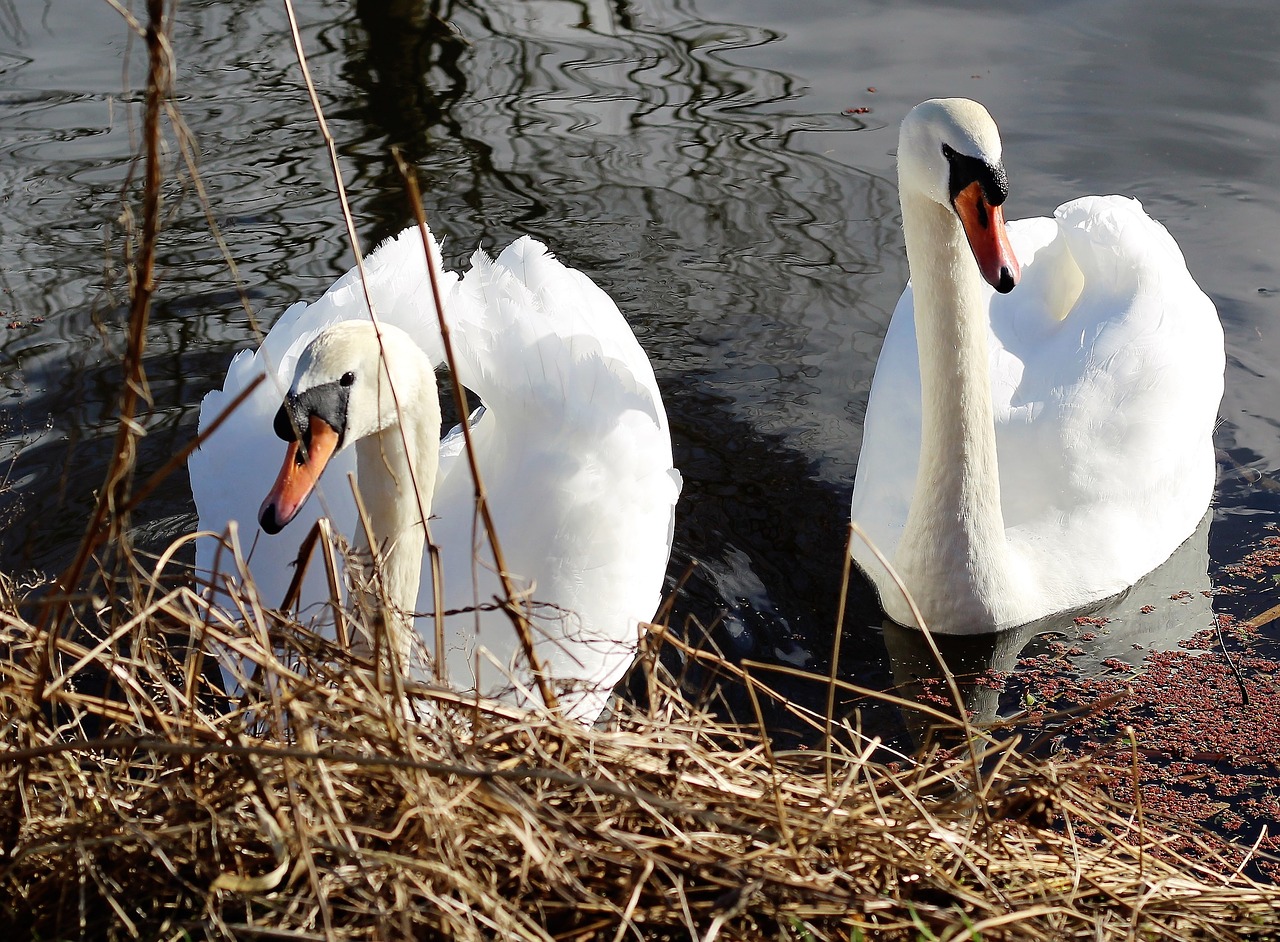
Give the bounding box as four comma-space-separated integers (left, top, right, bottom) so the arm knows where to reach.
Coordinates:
899, 98, 1021, 293
259, 320, 436, 534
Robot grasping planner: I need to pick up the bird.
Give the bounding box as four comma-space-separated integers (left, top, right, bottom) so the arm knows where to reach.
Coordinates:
850, 98, 1224, 634
190, 226, 682, 721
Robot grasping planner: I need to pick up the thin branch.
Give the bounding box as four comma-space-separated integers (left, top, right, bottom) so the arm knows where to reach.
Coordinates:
395, 154, 559, 713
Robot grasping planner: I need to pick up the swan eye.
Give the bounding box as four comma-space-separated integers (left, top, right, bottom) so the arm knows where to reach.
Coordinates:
941, 143, 956, 161
340, 371, 355, 387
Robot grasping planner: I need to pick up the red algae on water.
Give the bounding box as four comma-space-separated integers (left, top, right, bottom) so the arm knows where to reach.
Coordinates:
1005, 618, 1280, 881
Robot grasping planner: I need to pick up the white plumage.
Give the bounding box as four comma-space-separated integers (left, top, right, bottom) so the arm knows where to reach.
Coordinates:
851, 99, 1224, 634
191, 227, 681, 721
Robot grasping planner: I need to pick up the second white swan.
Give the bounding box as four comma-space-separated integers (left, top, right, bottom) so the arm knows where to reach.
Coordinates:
851, 98, 1224, 634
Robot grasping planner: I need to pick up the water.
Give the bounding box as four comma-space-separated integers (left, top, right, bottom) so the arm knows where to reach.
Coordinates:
3, 0, 1280, 741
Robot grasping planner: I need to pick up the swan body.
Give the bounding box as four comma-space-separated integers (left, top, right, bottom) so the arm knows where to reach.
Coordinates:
191, 227, 682, 720
851, 98, 1224, 634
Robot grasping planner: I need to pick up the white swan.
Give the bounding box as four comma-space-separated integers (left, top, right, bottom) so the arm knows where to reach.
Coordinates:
850, 98, 1224, 634
190, 227, 682, 721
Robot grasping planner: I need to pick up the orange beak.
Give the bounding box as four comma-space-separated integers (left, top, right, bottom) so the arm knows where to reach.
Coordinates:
954, 180, 1020, 293
259, 415, 340, 534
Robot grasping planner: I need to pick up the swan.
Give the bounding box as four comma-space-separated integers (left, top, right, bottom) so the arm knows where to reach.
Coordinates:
190, 227, 682, 721
850, 98, 1224, 634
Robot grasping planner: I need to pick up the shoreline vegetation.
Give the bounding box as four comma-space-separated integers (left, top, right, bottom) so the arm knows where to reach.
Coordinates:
3, 556, 1279, 940
3, 2, 1279, 938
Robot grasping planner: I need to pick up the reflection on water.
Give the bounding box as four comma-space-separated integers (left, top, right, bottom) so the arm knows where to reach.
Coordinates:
1, 0, 1279, 750
883, 514, 1214, 746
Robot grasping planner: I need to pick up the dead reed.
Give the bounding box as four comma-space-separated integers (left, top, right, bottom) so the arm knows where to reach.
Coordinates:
1, 555, 1278, 941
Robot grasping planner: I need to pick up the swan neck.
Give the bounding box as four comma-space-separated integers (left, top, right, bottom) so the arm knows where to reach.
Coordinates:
353, 389, 441, 659
895, 188, 1012, 625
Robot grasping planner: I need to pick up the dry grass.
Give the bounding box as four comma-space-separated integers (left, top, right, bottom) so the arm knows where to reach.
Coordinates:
1, 554, 1278, 942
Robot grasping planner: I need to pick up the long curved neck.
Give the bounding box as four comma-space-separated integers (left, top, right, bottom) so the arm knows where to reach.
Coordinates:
894, 188, 1014, 628
352, 388, 440, 666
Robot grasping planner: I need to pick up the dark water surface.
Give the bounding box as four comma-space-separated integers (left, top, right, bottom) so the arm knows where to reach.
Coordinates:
3, 0, 1280, 740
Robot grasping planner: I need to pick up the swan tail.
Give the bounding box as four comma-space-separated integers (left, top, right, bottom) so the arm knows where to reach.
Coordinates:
448, 238, 666, 434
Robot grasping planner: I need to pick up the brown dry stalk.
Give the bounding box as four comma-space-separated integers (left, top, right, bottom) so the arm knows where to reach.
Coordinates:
275, 0, 553, 706
395, 153, 558, 712
44, 0, 169, 640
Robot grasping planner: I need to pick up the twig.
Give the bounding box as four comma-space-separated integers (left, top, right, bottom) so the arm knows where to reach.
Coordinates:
394, 152, 558, 714
849, 522, 984, 792
1214, 612, 1250, 707
280, 0, 455, 703
825, 524, 856, 791
44, 0, 169, 637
